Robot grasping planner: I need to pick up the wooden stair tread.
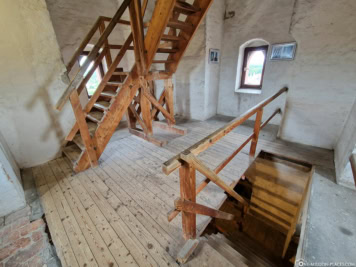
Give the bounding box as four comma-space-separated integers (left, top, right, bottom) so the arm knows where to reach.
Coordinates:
152, 60, 175, 64
174, 1, 201, 15
63, 145, 82, 165
94, 101, 110, 111
207, 235, 249, 266
87, 121, 98, 134
161, 34, 185, 42
167, 20, 194, 32
112, 71, 129, 76
106, 81, 123, 87
73, 135, 85, 150
215, 233, 283, 267
100, 91, 117, 98
156, 48, 179, 53
87, 111, 104, 123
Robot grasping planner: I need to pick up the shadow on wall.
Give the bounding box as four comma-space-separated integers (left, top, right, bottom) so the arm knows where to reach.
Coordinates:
25, 71, 69, 149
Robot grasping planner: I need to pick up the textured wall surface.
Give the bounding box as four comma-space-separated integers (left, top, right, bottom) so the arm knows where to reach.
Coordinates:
335, 99, 356, 184
217, 0, 356, 149
0, 0, 74, 167
0, 133, 25, 216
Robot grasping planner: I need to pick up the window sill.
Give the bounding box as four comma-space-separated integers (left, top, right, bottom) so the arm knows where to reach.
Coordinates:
235, 88, 262, 95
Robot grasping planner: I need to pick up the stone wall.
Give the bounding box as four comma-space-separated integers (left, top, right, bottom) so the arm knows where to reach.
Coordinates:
217, 0, 356, 149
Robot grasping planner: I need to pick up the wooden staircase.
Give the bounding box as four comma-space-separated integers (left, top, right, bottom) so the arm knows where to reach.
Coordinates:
182, 233, 285, 267
55, 0, 213, 172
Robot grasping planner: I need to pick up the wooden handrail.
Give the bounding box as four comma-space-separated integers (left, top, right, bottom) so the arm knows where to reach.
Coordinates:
164, 88, 288, 240
56, 0, 132, 111
163, 87, 288, 175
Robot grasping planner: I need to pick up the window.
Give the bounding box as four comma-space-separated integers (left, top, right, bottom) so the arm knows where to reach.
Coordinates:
79, 53, 103, 96
240, 45, 268, 89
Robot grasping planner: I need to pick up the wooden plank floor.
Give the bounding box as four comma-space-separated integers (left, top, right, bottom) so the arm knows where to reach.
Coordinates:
32, 120, 333, 267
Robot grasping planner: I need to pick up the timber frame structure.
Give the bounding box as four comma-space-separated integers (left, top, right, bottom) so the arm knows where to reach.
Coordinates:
55, 0, 214, 172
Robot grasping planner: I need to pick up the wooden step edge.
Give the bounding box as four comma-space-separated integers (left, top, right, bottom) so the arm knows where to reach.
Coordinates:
106, 81, 123, 87
100, 91, 117, 98
72, 135, 85, 151
167, 20, 194, 31
174, 1, 201, 15
93, 102, 110, 111
86, 112, 104, 123
152, 60, 175, 64
156, 48, 179, 53
161, 34, 185, 42
112, 71, 129, 76
63, 144, 83, 166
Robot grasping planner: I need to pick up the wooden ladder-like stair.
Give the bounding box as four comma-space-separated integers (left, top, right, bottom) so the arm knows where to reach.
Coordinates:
55, 0, 213, 172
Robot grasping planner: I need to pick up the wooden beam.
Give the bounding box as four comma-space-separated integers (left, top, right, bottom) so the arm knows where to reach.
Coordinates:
139, 78, 153, 135
175, 198, 234, 220
143, 89, 175, 124
99, 20, 113, 67
162, 87, 288, 175
180, 152, 248, 206
128, 103, 148, 133
69, 91, 98, 167
249, 108, 263, 157
129, 128, 167, 147
146, 71, 171, 81
179, 161, 196, 240
177, 239, 200, 264
164, 78, 174, 123
151, 90, 166, 119
129, 0, 147, 75
56, 0, 132, 111
152, 121, 187, 135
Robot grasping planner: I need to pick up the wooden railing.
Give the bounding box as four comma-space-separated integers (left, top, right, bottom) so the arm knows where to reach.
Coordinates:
162, 87, 288, 240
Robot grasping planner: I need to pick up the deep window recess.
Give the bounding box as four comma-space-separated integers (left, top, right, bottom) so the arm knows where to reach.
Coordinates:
240, 45, 268, 89
79, 52, 104, 96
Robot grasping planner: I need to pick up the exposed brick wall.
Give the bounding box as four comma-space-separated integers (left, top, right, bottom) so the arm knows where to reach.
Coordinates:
0, 206, 60, 267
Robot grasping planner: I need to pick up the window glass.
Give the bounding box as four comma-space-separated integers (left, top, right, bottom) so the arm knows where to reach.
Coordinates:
244, 50, 265, 86
79, 56, 101, 96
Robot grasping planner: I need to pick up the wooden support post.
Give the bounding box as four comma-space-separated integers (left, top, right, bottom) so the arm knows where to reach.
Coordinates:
139, 78, 153, 135
99, 20, 113, 68
179, 162, 196, 240
129, 0, 147, 75
164, 78, 174, 124
151, 90, 166, 120
249, 108, 263, 157
69, 91, 98, 167
143, 89, 175, 124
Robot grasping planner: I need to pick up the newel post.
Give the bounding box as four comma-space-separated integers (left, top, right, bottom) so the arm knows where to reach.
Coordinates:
249, 108, 263, 157
179, 161, 196, 240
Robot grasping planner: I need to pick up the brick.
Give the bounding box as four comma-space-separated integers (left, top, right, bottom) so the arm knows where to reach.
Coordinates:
19, 220, 44, 237
0, 238, 31, 261
31, 231, 43, 243
4, 207, 31, 226
10, 218, 30, 232
0, 226, 11, 240
5, 239, 44, 267
1, 231, 20, 246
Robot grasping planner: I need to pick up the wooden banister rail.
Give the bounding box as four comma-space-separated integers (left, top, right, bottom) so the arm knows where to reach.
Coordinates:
163, 87, 288, 240
56, 0, 132, 111
350, 153, 356, 187
163, 87, 288, 175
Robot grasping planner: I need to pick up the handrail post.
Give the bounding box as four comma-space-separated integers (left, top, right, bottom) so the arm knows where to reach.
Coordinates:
249, 108, 263, 157
179, 162, 196, 240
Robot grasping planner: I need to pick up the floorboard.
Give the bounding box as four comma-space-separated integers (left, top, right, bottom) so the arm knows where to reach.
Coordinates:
33, 120, 334, 266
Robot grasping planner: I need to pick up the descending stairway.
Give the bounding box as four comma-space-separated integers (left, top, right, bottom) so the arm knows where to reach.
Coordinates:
55, 0, 214, 172
184, 233, 285, 267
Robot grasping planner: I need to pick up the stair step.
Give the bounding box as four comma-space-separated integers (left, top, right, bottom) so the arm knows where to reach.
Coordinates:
207, 235, 249, 266
152, 60, 175, 64
167, 20, 194, 32
100, 91, 117, 98
87, 121, 98, 134
87, 111, 104, 123
113, 71, 129, 76
63, 145, 82, 165
156, 48, 179, 53
106, 81, 122, 87
174, 1, 201, 15
73, 135, 85, 150
94, 101, 110, 111
161, 34, 185, 42
215, 233, 283, 267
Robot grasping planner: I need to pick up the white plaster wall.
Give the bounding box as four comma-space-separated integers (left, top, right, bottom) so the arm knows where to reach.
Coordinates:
0, 132, 25, 216
217, 0, 356, 149
0, 0, 74, 168
335, 99, 356, 183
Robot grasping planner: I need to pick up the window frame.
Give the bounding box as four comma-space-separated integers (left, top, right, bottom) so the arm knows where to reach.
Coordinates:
240, 45, 268, 90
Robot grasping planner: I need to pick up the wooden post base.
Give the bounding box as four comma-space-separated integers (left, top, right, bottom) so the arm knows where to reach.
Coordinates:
152, 121, 187, 135
129, 128, 168, 147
